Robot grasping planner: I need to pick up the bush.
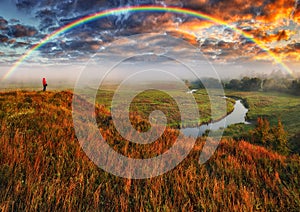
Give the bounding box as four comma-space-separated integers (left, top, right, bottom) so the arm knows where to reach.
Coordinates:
250, 117, 289, 155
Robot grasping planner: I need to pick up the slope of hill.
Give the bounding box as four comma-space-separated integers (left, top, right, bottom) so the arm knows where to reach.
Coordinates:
0, 91, 299, 211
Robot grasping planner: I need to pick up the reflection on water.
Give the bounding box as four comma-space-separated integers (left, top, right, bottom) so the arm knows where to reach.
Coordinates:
182, 100, 249, 138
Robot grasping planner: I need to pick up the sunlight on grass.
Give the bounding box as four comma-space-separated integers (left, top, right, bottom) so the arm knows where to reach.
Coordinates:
0, 90, 299, 211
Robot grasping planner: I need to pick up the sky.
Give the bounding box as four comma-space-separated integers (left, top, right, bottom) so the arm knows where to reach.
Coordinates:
0, 0, 299, 83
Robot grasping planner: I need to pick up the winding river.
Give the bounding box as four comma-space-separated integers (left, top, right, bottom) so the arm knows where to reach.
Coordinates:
182, 99, 250, 138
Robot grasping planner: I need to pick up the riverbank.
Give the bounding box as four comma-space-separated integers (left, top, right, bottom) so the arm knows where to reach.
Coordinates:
224, 91, 300, 137
222, 91, 300, 154
182, 99, 249, 137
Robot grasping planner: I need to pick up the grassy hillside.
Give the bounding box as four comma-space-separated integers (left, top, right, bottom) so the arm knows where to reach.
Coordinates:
0, 91, 299, 211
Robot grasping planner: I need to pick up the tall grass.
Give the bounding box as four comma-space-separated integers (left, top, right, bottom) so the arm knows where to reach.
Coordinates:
0, 90, 299, 211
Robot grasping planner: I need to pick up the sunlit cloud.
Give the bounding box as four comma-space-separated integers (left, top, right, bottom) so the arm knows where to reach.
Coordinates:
0, 0, 299, 73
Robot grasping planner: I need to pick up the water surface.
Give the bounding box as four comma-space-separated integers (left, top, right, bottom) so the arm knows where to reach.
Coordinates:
182, 100, 249, 138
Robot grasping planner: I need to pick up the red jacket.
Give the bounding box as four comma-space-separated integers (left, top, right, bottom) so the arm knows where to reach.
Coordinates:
43, 78, 47, 86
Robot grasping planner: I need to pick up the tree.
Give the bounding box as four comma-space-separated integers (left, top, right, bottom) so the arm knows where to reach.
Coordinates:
263, 78, 276, 91
240, 77, 262, 91
291, 79, 300, 95
251, 117, 273, 145
271, 119, 289, 155
226, 79, 241, 90
249, 77, 262, 91
241, 77, 251, 91
250, 117, 289, 155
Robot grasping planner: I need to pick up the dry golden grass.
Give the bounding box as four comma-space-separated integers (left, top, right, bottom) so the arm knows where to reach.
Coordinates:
0, 90, 299, 211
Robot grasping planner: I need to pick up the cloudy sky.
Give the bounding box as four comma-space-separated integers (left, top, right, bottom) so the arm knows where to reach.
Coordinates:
0, 0, 299, 82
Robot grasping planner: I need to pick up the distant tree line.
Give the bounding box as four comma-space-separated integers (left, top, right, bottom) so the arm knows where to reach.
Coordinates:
225, 77, 300, 95
187, 76, 300, 95
225, 77, 262, 91
187, 78, 224, 89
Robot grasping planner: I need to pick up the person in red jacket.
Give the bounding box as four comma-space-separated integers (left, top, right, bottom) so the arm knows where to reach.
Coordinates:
42, 78, 47, 91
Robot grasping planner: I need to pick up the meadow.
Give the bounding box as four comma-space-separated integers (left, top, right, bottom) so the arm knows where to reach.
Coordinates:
223, 91, 300, 153
0, 90, 299, 211
95, 88, 235, 128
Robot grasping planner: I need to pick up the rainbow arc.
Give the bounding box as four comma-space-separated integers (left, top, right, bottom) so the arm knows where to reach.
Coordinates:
2, 5, 295, 80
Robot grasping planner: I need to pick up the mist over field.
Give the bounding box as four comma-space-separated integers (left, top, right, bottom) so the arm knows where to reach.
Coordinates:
1, 57, 295, 91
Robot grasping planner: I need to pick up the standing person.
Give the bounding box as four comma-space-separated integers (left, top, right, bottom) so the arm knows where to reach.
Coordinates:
42, 78, 47, 91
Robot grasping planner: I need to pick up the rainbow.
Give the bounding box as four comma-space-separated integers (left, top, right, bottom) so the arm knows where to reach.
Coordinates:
2, 5, 295, 80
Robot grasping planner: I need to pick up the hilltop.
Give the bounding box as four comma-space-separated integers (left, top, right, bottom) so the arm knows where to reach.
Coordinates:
0, 90, 299, 211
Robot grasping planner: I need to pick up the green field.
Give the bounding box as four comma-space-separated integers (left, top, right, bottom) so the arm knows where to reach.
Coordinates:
95, 88, 300, 143
224, 91, 300, 136
219, 91, 300, 154
95, 88, 235, 128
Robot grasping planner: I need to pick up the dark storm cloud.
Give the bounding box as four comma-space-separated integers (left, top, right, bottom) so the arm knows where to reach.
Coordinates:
15, 0, 38, 9
0, 16, 8, 30
17, 0, 107, 18
36, 39, 103, 62
35, 8, 58, 31
12, 41, 30, 48
61, 40, 103, 52
61, 16, 116, 31
0, 34, 9, 43
7, 24, 38, 38
0, 16, 38, 51
0, 0, 299, 64
289, 42, 300, 50
6, 0, 300, 31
